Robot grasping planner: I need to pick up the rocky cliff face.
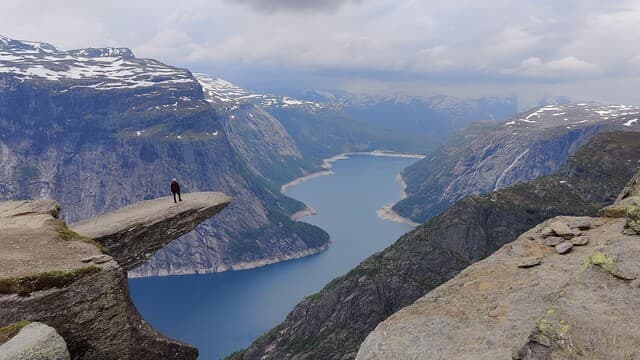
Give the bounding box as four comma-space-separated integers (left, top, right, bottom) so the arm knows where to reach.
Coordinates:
395, 104, 640, 223
0, 194, 228, 359
228, 132, 640, 360
0, 35, 329, 277
196, 73, 316, 185
358, 173, 640, 359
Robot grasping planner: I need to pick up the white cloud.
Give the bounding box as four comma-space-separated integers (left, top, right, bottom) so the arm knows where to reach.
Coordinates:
505, 56, 599, 78
0, 0, 639, 103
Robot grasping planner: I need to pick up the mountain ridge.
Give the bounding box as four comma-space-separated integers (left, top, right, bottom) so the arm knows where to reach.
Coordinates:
228, 131, 640, 360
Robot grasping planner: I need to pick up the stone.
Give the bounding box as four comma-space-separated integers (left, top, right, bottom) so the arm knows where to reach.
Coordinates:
570, 236, 590, 246
625, 203, 640, 235
601, 197, 640, 219
599, 204, 629, 218
90, 255, 113, 264
540, 227, 555, 237
616, 171, 640, 202
0, 322, 70, 360
517, 257, 542, 268
555, 242, 573, 254
543, 237, 563, 247
550, 222, 577, 239
566, 218, 592, 230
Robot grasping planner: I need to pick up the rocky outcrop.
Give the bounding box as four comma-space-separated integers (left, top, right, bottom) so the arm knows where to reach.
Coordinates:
0, 322, 70, 360
395, 104, 640, 223
357, 179, 640, 359
0, 193, 229, 359
227, 132, 640, 360
71, 192, 231, 270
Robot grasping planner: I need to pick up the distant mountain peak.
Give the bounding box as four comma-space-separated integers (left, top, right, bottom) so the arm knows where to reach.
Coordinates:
67, 47, 135, 59
502, 103, 640, 130
0, 35, 194, 91
194, 72, 323, 111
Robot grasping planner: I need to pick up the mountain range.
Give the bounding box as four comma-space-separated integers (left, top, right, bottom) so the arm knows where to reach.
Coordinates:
0, 34, 523, 277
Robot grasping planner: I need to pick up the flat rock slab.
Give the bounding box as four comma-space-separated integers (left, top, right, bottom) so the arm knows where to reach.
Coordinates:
71, 192, 231, 270
0, 322, 70, 360
357, 216, 640, 360
0, 200, 104, 278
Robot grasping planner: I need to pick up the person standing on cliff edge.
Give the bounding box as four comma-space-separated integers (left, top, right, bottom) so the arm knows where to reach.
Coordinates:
171, 178, 182, 203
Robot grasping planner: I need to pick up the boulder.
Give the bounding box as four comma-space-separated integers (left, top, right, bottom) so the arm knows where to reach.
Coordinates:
622, 198, 640, 235
0, 322, 69, 360
616, 170, 640, 202
543, 237, 563, 247
570, 236, 590, 246
550, 221, 576, 239
517, 257, 542, 269
555, 241, 573, 254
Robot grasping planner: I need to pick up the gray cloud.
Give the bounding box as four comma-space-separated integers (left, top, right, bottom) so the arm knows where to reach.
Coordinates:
0, 0, 639, 105
228, 0, 361, 13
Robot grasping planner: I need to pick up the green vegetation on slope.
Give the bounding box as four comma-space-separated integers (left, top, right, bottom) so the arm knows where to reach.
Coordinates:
0, 320, 31, 344
0, 266, 102, 297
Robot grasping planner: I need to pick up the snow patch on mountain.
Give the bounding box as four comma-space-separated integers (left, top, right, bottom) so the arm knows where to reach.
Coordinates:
506, 104, 640, 130
194, 73, 323, 111
0, 35, 196, 91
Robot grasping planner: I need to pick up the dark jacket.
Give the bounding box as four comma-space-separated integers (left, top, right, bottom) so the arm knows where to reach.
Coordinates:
171, 181, 180, 193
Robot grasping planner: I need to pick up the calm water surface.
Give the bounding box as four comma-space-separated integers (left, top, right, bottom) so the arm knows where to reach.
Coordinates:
129, 155, 416, 359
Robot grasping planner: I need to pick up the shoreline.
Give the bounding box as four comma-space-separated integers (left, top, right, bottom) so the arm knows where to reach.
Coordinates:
130, 152, 423, 279
127, 243, 331, 279
290, 206, 317, 221
282, 150, 424, 226
280, 150, 425, 193
375, 173, 421, 227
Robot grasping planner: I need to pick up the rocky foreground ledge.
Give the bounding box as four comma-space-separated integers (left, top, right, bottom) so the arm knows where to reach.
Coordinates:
0, 192, 230, 359
71, 192, 232, 271
357, 173, 640, 359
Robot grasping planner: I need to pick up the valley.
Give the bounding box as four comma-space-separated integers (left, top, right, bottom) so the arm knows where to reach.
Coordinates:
2, 22, 640, 360
129, 154, 417, 359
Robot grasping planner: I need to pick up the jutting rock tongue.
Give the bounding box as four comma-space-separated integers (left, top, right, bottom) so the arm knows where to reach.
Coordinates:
0, 192, 230, 359
71, 192, 232, 271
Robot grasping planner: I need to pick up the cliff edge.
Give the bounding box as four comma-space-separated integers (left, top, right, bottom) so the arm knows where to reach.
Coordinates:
357, 175, 640, 359
0, 192, 230, 359
71, 192, 232, 271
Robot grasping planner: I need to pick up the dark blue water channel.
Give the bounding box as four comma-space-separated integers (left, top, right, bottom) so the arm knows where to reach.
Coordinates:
128, 154, 417, 359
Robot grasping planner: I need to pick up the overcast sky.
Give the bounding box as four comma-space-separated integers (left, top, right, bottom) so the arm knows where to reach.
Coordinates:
1, 0, 640, 106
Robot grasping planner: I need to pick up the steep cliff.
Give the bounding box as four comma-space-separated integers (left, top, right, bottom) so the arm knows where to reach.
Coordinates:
0, 193, 229, 359
0, 35, 329, 277
229, 132, 640, 360
358, 173, 640, 359
394, 104, 640, 223
195, 74, 437, 162
196, 73, 316, 185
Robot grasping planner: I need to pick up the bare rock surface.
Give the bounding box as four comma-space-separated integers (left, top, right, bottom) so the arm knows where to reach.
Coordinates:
1, 194, 230, 359
0, 200, 105, 278
71, 192, 231, 270
0, 322, 69, 360
357, 213, 640, 360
